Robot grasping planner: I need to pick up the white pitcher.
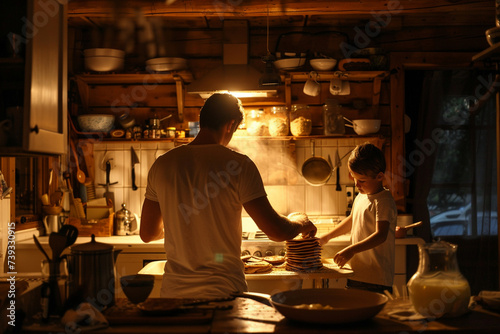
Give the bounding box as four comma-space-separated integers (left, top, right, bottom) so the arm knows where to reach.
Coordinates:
43, 215, 60, 234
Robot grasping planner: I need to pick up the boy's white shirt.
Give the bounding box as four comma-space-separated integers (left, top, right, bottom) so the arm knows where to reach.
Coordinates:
349, 188, 397, 286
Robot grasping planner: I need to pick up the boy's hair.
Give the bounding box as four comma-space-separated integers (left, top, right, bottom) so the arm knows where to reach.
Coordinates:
199, 93, 244, 131
348, 143, 386, 178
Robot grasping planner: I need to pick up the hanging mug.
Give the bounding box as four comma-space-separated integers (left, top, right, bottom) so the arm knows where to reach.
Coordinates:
303, 71, 321, 96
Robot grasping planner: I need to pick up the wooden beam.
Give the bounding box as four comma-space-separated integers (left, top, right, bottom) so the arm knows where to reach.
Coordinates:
67, 0, 493, 18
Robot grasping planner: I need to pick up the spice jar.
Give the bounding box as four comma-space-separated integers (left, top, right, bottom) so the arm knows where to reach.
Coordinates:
166, 127, 176, 138
323, 99, 345, 135
268, 106, 289, 136
246, 109, 269, 136
290, 104, 312, 136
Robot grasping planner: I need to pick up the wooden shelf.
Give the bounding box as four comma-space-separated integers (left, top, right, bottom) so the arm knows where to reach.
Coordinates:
74, 71, 193, 84
472, 43, 500, 62
74, 71, 193, 122
284, 71, 390, 82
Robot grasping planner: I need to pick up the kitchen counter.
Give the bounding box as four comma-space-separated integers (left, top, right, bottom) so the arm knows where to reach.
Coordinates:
20, 297, 500, 333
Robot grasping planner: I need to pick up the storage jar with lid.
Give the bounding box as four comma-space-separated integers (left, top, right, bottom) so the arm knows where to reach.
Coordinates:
323, 99, 345, 135
268, 106, 289, 136
290, 104, 312, 136
246, 109, 269, 136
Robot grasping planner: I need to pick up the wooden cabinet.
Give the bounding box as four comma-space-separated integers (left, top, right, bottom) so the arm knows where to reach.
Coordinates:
0, 0, 67, 155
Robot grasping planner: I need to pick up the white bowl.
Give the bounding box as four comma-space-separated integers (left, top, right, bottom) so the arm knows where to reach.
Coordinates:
77, 114, 115, 132
310, 58, 337, 71
146, 57, 187, 72
350, 119, 381, 135
274, 58, 306, 70
84, 48, 125, 72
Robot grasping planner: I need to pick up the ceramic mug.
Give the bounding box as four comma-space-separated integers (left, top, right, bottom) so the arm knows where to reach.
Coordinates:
303, 71, 321, 96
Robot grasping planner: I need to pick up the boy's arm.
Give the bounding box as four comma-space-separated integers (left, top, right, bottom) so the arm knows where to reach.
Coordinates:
333, 220, 390, 267
319, 215, 352, 245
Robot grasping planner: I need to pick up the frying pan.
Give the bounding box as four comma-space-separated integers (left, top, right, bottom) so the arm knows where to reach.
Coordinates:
233, 288, 388, 325
301, 140, 335, 186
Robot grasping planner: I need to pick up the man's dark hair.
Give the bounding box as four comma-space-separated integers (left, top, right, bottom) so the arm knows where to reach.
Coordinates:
348, 142, 386, 178
199, 93, 244, 130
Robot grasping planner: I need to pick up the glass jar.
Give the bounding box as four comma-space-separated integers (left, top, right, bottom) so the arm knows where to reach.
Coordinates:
407, 241, 471, 318
290, 104, 312, 136
323, 99, 345, 135
268, 106, 289, 136
245, 109, 269, 136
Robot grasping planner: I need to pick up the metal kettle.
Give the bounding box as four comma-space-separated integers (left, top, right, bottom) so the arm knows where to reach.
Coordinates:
68, 234, 121, 308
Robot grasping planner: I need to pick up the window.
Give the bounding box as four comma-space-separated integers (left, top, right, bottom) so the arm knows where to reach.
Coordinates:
406, 70, 497, 237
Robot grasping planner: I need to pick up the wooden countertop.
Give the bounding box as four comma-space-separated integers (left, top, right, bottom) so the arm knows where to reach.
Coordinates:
21, 297, 500, 333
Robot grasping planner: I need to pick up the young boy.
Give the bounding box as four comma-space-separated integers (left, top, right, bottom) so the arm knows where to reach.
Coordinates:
319, 143, 397, 294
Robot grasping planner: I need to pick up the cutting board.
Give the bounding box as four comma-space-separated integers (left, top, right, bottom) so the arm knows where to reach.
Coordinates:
104, 298, 214, 325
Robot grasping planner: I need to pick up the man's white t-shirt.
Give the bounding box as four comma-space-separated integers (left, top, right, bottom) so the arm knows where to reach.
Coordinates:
144, 144, 267, 298
349, 189, 397, 287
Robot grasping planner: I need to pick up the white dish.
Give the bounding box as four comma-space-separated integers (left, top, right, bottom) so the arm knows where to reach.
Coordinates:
310, 58, 337, 71
146, 57, 187, 72
274, 58, 306, 70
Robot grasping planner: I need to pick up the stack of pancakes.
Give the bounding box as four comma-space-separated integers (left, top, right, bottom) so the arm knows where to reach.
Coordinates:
285, 237, 323, 271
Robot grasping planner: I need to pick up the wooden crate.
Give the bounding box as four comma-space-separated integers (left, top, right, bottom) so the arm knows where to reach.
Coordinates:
67, 213, 114, 237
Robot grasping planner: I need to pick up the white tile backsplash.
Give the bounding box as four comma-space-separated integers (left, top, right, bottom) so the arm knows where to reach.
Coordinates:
93, 139, 358, 219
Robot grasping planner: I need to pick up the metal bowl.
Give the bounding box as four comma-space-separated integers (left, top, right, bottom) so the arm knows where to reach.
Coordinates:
274, 58, 306, 70
77, 114, 115, 132
84, 48, 125, 72
145, 57, 187, 72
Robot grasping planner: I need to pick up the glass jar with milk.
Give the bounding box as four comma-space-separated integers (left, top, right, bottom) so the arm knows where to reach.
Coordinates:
407, 241, 470, 318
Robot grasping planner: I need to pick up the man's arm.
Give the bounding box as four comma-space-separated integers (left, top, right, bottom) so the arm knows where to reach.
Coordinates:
140, 198, 164, 242
243, 196, 316, 241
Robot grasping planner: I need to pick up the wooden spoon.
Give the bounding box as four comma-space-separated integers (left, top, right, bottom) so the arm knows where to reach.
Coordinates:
49, 232, 68, 262
70, 140, 86, 184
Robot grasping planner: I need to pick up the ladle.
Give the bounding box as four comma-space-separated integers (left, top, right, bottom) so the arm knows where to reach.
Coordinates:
70, 140, 86, 184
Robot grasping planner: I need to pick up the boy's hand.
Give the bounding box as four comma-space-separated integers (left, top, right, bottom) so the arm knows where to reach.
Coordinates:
334, 247, 355, 268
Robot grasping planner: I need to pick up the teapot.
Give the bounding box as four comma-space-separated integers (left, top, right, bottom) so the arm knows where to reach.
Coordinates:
68, 234, 121, 308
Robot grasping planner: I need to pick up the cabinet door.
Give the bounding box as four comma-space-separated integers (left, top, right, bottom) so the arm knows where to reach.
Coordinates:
23, 0, 67, 154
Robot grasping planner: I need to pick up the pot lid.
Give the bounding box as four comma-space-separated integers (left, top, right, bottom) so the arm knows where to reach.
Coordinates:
71, 234, 113, 253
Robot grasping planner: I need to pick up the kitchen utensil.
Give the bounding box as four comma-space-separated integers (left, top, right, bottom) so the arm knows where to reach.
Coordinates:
43, 215, 60, 234
301, 140, 335, 186
335, 149, 341, 191
59, 224, 79, 248
68, 234, 122, 308
77, 114, 115, 133
232, 288, 388, 325
343, 117, 381, 135
99, 159, 118, 211
395, 221, 423, 238
70, 140, 86, 184
49, 232, 67, 262
130, 146, 140, 191
33, 235, 51, 262
63, 172, 85, 219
